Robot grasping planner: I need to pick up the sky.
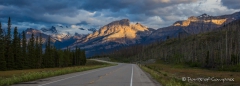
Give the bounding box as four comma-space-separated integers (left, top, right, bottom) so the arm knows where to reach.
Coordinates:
0, 0, 240, 34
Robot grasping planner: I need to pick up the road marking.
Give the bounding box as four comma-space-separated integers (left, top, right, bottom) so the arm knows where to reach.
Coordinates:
130, 64, 133, 86
38, 66, 112, 86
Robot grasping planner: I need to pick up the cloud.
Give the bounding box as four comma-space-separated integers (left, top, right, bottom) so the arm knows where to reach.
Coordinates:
0, 0, 240, 34
0, 0, 199, 23
221, 0, 240, 9
80, 0, 199, 15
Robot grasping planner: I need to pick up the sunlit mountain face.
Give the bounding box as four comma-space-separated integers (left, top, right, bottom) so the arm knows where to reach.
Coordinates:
1, 0, 240, 57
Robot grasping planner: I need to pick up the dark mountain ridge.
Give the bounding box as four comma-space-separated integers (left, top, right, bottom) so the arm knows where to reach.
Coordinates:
23, 11, 240, 57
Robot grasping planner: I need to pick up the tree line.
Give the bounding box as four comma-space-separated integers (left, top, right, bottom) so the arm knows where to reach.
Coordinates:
0, 17, 86, 71
138, 19, 240, 71
107, 19, 240, 71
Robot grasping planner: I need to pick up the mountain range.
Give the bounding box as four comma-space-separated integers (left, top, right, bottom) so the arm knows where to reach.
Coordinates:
25, 11, 240, 57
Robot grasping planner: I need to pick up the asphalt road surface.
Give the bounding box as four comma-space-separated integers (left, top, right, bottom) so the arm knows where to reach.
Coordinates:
13, 62, 161, 86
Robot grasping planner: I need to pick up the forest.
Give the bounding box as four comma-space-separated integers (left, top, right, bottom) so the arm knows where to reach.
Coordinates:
108, 19, 240, 71
0, 17, 86, 71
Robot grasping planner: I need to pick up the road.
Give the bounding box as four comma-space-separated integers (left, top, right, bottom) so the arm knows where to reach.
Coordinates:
13, 62, 161, 86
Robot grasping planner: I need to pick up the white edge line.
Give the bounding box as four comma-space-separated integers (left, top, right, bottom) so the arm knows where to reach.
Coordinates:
38, 66, 110, 86
130, 64, 133, 86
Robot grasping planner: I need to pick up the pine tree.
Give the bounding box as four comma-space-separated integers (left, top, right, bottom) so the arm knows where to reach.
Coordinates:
5, 17, 14, 69
17, 33, 24, 69
43, 36, 54, 68
83, 50, 86, 65
12, 27, 21, 69
58, 50, 64, 67
73, 47, 78, 65
76, 47, 80, 65
205, 51, 209, 68
80, 50, 86, 65
35, 36, 41, 68
42, 43, 47, 68
22, 31, 27, 69
39, 33, 43, 68
27, 33, 35, 68
48, 36, 55, 67
53, 47, 59, 67
0, 22, 6, 70
64, 47, 71, 66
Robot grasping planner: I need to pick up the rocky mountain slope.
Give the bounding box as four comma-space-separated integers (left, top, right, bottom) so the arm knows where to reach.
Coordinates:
24, 11, 240, 57
25, 28, 86, 48
25, 28, 52, 43
68, 19, 154, 56
147, 11, 240, 42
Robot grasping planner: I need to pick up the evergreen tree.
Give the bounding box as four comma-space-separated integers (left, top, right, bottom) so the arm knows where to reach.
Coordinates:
42, 43, 47, 68
49, 37, 55, 67
63, 49, 70, 67
43, 36, 54, 68
22, 31, 27, 68
64, 47, 71, 66
0, 18, 88, 70
17, 33, 24, 69
82, 50, 86, 65
73, 47, 78, 65
12, 27, 21, 69
205, 51, 209, 68
5, 17, 14, 69
0, 22, 6, 70
53, 47, 59, 67
58, 50, 64, 67
35, 36, 41, 68
39, 34, 43, 68
76, 47, 80, 65
80, 50, 86, 65
27, 33, 35, 68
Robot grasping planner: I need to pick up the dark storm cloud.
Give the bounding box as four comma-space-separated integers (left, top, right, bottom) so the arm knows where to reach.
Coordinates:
0, 0, 208, 30
221, 0, 240, 9
0, 0, 198, 22
76, 21, 89, 25
0, 0, 80, 15
81, 0, 199, 15
0, 0, 81, 24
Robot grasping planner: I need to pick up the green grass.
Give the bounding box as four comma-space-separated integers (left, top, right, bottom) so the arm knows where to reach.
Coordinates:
140, 62, 240, 86
0, 60, 113, 86
139, 65, 196, 86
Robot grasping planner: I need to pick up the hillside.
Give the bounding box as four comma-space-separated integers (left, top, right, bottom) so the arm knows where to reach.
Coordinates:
23, 11, 240, 57
109, 19, 240, 71
24, 28, 86, 48
68, 12, 240, 57
147, 12, 240, 42
68, 19, 154, 56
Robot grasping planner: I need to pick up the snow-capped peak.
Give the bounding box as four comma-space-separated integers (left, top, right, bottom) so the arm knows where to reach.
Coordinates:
41, 26, 58, 33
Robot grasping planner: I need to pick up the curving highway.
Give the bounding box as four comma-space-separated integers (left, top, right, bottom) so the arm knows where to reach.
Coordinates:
13, 61, 161, 86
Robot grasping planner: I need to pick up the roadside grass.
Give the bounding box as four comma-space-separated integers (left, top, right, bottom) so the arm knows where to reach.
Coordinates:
140, 61, 240, 86
139, 65, 196, 86
0, 60, 113, 86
